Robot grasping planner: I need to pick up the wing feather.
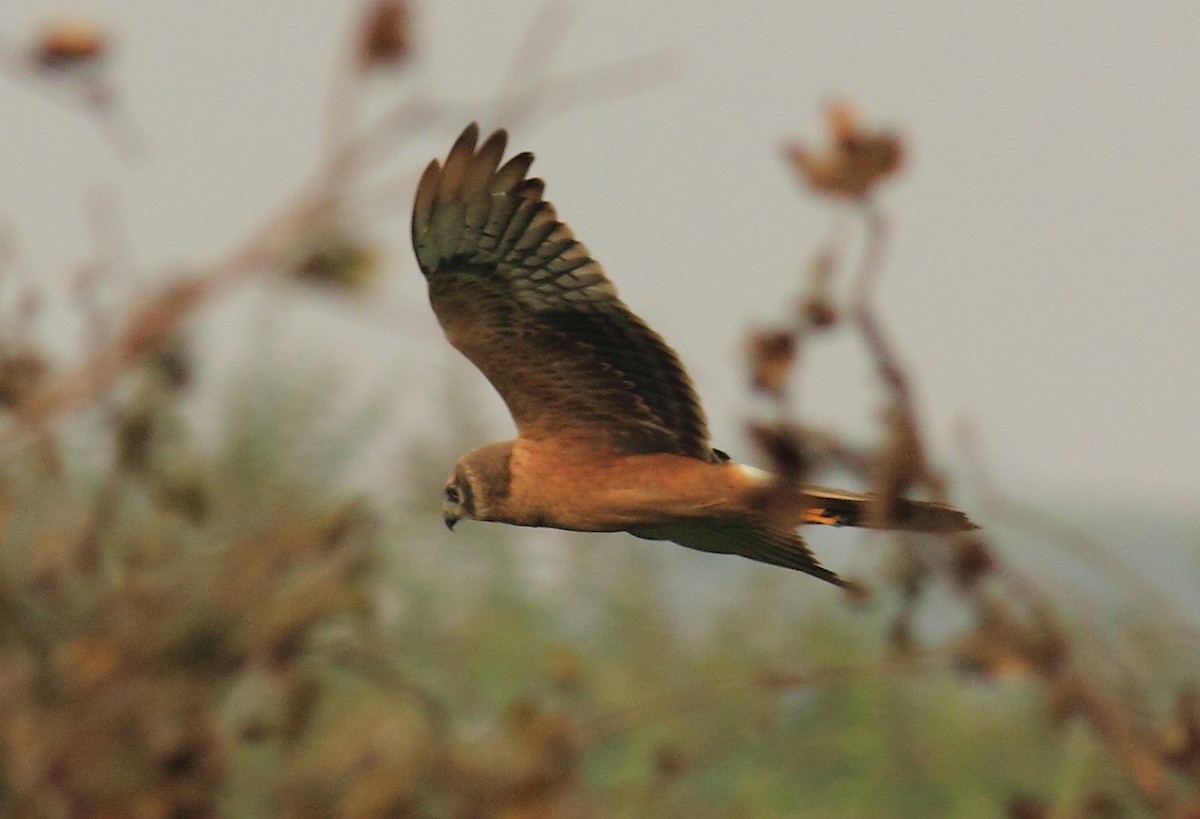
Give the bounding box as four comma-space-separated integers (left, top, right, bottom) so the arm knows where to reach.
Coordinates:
633, 521, 845, 587
412, 123, 716, 460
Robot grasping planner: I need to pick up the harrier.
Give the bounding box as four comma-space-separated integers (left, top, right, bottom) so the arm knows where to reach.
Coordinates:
411, 124, 973, 587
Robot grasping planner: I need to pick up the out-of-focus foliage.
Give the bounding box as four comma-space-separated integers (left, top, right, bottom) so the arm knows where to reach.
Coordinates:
0, 342, 1186, 818
753, 107, 1200, 818
2, 5, 1196, 817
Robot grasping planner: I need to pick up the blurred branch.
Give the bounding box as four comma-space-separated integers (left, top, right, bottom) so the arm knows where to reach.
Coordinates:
959, 422, 1200, 649
763, 105, 1200, 816
355, 48, 677, 214
494, 45, 679, 130
492, 0, 679, 127
0, 21, 145, 158
0, 4, 677, 465
2, 188, 315, 452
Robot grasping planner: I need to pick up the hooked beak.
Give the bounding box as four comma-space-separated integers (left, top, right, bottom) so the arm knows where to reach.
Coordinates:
443, 514, 459, 532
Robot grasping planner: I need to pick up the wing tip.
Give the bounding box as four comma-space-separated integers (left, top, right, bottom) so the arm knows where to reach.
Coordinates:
414, 159, 441, 213
495, 151, 536, 193
420, 123, 525, 208
411, 158, 442, 264
479, 126, 508, 161
414, 123, 517, 272
445, 122, 513, 187
514, 176, 545, 199
438, 123, 481, 198
456, 121, 481, 152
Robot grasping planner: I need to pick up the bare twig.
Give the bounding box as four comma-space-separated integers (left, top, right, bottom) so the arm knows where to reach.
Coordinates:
850, 203, 914, 407
842, 202, 1187, 812
0, 7, 678, 463
356, 53, 678, 218
764, 109, 1200, 815
959, 423, 1200, 649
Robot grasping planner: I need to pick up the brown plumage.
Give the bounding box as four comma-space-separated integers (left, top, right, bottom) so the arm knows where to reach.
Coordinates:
412, 123, 974, 587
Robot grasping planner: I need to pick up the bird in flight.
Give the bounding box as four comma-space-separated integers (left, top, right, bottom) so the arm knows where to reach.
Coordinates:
411, 123, 973, 587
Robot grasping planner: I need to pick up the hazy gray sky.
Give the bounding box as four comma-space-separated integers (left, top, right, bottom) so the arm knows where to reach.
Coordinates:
3, 1, 1199, 515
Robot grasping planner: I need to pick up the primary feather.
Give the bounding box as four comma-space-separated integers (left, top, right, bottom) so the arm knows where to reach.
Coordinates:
412, 123, 720, 461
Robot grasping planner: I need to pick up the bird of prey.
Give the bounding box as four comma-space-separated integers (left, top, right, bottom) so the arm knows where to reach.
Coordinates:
411, 123, 973, 587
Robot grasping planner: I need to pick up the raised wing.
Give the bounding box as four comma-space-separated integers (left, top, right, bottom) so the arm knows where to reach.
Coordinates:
413, 123, 716, 460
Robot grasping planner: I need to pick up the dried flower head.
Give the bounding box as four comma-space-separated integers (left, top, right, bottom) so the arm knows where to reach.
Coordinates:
799, 294, 837, 329
358, 0, 412, 71
747, 421, 809, 480
747, 328, 796, 396
950, 536, 994, 590
785, 102, 903, 199
33, 18, 108, 72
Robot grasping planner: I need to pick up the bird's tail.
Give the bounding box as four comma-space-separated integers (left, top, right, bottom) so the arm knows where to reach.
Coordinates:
791, 486, 976, 533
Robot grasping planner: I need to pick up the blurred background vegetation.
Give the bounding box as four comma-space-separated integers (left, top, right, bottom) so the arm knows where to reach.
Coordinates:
6, 345, 1193, 818
1, 3, 1198, 818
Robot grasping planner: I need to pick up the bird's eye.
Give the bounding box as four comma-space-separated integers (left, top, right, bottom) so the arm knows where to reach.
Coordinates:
444, 485, 461, 504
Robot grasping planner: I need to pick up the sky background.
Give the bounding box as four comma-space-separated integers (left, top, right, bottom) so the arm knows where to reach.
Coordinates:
2, 1, 1199, 530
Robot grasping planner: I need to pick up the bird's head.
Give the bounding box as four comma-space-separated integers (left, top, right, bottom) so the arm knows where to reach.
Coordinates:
440, 442, 514, 531
441, 465, 474, 531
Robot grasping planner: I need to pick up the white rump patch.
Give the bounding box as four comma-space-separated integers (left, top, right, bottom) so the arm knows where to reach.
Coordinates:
734, 463, 772, 484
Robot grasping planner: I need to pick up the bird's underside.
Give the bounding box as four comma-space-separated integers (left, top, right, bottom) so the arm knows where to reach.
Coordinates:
412, 123, 975, 588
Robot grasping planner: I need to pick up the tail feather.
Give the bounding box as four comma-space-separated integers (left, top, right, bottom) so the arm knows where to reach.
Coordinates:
797, 486, 977, 533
